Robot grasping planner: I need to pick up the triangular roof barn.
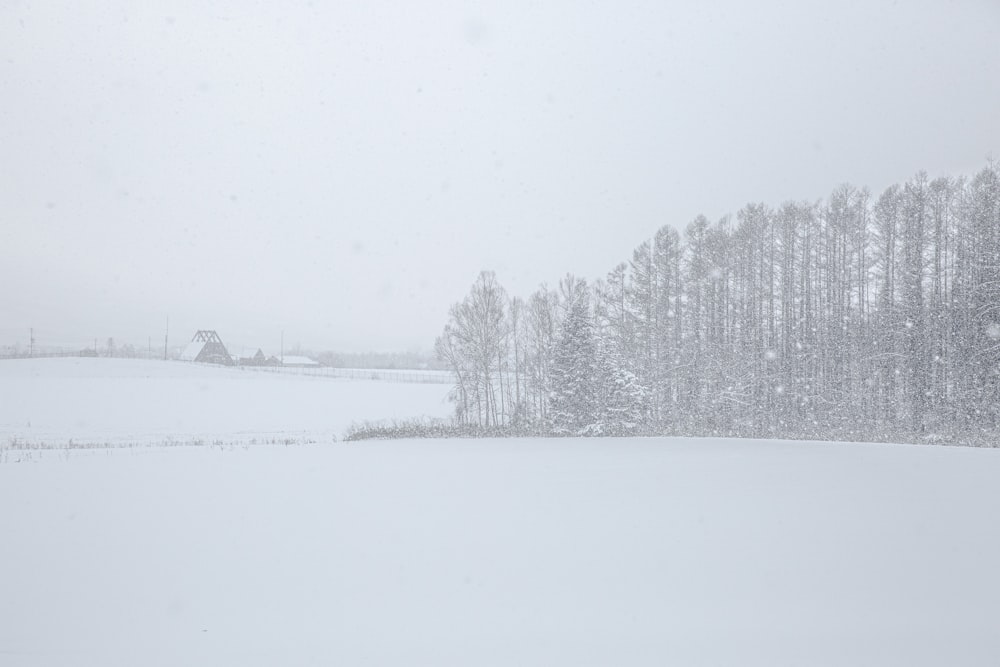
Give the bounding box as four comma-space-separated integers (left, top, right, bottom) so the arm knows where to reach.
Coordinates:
179, 330, 234, 365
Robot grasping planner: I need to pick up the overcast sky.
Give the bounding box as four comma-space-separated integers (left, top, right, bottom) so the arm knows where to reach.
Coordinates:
2, 0, 998, 354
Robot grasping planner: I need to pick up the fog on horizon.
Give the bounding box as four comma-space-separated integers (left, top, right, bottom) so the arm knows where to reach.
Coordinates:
2, 0, 998, 354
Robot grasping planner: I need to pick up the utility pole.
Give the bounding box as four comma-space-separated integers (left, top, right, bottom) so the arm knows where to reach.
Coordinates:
164, 316, 169, 361
29, 328, 34, 357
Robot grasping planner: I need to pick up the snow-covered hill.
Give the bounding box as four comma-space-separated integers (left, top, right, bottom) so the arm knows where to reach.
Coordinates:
1, 437, 998, 666
0, 357, 451, 447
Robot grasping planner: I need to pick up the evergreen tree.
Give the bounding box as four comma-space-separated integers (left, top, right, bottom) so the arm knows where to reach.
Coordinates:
548, 285, 598, 435
595, 336, 646, 436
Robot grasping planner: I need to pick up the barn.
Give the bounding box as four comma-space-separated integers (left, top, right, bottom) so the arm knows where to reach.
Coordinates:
180, 330, 235, 366
238, 348, 268, 366
281, 355, 321, 368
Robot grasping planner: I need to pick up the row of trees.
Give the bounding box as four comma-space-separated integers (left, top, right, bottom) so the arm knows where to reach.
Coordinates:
436, 164, 1000, 443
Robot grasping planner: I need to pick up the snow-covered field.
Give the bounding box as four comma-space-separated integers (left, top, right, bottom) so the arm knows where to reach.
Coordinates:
1, 437, 999, 666
0, 358, 452, 447
2, 358, 999, 665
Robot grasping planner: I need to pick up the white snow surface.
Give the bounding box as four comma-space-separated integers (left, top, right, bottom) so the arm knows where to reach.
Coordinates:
2, 437, 999, 666
0, 358, 451, 446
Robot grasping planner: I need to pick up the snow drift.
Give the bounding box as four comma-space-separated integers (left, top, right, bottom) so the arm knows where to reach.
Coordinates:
0, 357, 451, 447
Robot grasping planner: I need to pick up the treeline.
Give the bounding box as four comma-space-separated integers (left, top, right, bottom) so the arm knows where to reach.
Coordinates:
435, 164, 1000, 445
314, 350, 446, 371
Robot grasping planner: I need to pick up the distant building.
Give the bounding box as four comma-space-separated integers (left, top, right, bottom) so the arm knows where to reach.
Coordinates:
238, 348, 268, 366
281, 355, 321, 368
180, 330, 234, 366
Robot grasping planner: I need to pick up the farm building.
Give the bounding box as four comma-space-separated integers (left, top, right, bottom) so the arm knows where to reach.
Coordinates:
237, 348, 269, 366
281, 355, 321, 368
180, 330, 234, 366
